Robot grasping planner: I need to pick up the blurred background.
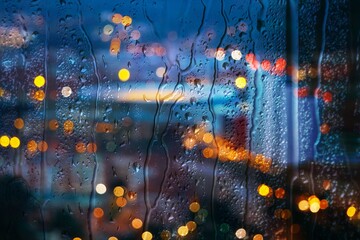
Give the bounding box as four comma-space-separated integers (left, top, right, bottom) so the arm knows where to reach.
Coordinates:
0, 0, 360, 239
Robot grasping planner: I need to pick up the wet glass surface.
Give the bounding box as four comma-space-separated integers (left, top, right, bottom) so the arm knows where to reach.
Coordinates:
0, 0, 360, 239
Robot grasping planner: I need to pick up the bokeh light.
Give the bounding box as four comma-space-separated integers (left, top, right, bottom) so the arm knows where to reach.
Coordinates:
121, 16, 132, 26
156, 67, 166, 78
64, 120, 74, 134
48, 119, 58, 131
61, 86, 72, 97
93, 207, 104, 218
112, 13, 123, 24
202, 132, 214, 143
235, 228, 246, 239
34, 75, 45, 87
116, 197, 127, 207
0, 135, 10, 147
231, 50, 242, 60
142, 231, 153, 240
130, 30, 141, 40
113, 186, 125, 197
253, 234, 263, 240
27, 140, 37, 152
75, 142, 86, 153
110, 38, 121, 55
118, 68, 130, 81
96, 183, 107, 194
14, 118, 24, 129
275, 188, 285, 199
10, 136, 20, 148
33, 90, 45, 101
257, 184, 270, 197
103, 24, 114, 35
131, 218, 143, 229
298, 200, 309, 211
37, 141, 48, 152
347, 206, 357, 217
177, 226, 189, 237
235, 76, 247, 89
308, 195, 320, 213
186, 221, 197, 232
189, 201, 200, 213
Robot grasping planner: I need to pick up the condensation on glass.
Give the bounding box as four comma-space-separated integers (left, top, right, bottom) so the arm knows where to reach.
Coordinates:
0, 0, 359, 239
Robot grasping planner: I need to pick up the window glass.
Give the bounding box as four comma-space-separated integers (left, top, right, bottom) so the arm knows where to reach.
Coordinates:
0, 0, 359, 239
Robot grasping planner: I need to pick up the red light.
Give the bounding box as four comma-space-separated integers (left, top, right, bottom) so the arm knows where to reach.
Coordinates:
274, 58, 287, 74
296, 87, 308, 98
322, 91, 333, 103
261, 60, 271, 71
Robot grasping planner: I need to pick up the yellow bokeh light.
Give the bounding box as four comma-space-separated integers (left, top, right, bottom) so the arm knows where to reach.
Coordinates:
0, 135, 10, 147
177, 226, 189, 237
131, 218, 143, 229
34, 75, 45, 87
298, 69, 306, 80
202, 132, 214, 143
186, 221, 197, 232
34, 90, 45, 101
73, 238, 81, 240
308, 195, 320, 204
64, 120, 74, 134
184, 137, 196, 150
121, 16, 132, 27
189, 201, 200, 213
308, 195, 320, 213
310, 202, 320, 213
275, 188, 285, 199
10, 136, 20, 148
113, 186, 125, 197
96, 183, 107, 194
118, 68, 130, 81
257, 184, 270, 197
298, 200, 309, 211
253, 234, 263, 240
108, 237, 118, 240
235, 228, 246, 239
347, 206, 357, 217
14, 118, 24, 129
142, 231, 153, 240
235, 76, 247, 89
